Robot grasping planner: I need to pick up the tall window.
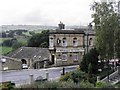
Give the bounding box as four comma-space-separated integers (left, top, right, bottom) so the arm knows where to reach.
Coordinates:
89, 38, 92, 46
73, 37, 77, 46
72, 54, 78, 61
50, 38, 54, 47
57, 38, 61, 45
62, 38, 67, 47
57, 54, 61, 59
62, 53, 67, 61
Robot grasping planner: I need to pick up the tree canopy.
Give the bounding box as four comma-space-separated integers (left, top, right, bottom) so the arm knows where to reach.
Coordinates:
80, 48, 99, 74
27, 30, 49, 48
91, 2, 120, 60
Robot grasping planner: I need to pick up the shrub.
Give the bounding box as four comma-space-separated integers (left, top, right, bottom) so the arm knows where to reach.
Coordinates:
79, 80, 94, 88
60, 80, 80, 88
59, 72, 71, 81
59, 70, 86, 84
20, 80, 95, 88
1, 81, 15, 90
37, 81, 60, 89
96, 81, 115, 88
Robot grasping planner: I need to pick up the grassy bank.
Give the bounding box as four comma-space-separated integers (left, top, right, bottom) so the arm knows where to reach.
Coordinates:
0, 46, 12, 55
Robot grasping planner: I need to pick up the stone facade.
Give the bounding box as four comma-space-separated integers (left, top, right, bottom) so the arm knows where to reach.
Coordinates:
0, 56, 22, 70
49, 30, 85, 66
7, 47, 49, 69
84, 30, 95, 54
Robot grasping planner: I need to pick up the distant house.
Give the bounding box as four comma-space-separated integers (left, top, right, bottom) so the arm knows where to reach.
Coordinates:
0, 56, 22, 70
7, 47, 49, 69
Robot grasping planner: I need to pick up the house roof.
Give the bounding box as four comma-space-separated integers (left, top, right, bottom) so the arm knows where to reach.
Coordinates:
49, 29, 85, 34
7, 47, 49, 62
0, 55, 21, 63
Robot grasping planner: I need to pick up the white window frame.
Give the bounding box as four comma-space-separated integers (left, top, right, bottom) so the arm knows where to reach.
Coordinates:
72, 54, 78, 61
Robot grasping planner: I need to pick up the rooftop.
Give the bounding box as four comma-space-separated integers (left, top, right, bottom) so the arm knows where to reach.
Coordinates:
49, 29, 85, 34
7, 47, 49, 62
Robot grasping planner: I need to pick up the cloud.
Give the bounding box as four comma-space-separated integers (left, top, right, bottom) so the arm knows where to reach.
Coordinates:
22, 10, 57, 25
0, 0, 94, 25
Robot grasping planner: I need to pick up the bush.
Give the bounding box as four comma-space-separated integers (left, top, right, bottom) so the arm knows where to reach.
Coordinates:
20, 80, 95, 88
60, 80, 81, 88
80, 80, 94, 88
1, 81, 15, 90
59, 72, 71, 81
88, 75, 97, 86
37, 81, 60, 89
96, 81, 115, 88
59, 70, 86, 84
12, 41, 23, 50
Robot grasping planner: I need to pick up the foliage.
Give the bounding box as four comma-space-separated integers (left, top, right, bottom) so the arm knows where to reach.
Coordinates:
59, 72, 71, 81
91, 2, 120, 60
80, 48, 99, 74
1, 81, 15, 90
20, 79, 96, 89
29, 31, 35, 36
79, 80, 94, 88
96, 68, 114, 80
96, 81, 115, 88
12, 41, 23, 50
27, 30, 49, 47
60, 70, 86, 83
88, 63, 92, 77
0, 46, 12, 55
88, 75, 96, 86
2, 38, 17, 47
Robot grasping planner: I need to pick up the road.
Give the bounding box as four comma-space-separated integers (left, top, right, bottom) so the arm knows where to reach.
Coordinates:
0, 65, 78, 87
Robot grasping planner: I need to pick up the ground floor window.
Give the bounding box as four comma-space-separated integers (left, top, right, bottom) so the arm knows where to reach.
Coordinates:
57, 54, 61, 59
62, 53, 67, 61
72, 53, 78, 61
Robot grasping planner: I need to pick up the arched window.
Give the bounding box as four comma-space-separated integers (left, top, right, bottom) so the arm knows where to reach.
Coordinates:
73, 37, 77, 46
89, 38, 92, 46
57, 38, 61, 45
50, 37, 54, 47
62, 38, 67, 47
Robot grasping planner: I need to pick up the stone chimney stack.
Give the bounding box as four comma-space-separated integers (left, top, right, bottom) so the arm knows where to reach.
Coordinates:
58, 21, 65, 30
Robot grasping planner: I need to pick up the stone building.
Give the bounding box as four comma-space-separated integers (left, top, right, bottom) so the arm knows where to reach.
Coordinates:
7, 47, 49, 69
49, 23, 95, 66
84, 29, 95, 54
0, 56, 22, 70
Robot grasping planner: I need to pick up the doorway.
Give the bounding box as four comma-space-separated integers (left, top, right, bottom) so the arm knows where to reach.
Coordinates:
21, 59, 27, 64
51, 55, 54, 64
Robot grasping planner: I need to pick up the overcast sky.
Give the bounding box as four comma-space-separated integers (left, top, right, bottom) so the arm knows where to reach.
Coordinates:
0, 0, 118, 26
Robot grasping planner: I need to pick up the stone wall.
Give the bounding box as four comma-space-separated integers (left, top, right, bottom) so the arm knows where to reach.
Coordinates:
1, 57, 22, 70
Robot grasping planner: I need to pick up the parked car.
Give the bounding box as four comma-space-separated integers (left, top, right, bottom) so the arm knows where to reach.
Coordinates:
22, 64, 28, 69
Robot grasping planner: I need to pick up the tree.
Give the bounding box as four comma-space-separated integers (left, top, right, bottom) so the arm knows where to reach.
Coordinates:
12, 41, 23, 50
88, 63, 92, 77
27, 30, 49, 47
91, 2, 119, 62
80, 48, 99, 74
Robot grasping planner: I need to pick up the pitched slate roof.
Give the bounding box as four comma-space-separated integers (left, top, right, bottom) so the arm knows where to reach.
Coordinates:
0, 55, 21, 63
49, 29, 85, 34
7, 47, 49, 62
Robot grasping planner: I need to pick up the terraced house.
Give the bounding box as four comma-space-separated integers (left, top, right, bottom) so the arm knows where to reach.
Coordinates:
49, 23, 95, 66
